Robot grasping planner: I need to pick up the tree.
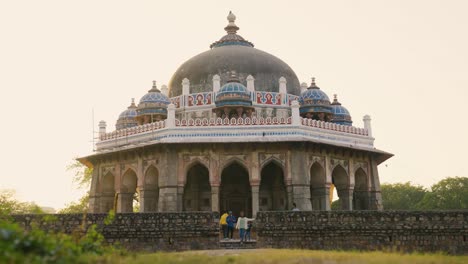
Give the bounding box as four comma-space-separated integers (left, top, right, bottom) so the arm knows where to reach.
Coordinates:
380, 182, 427, 210
0, 190, 43, 215
419, 177, 468, 210
59, 160, 93, 213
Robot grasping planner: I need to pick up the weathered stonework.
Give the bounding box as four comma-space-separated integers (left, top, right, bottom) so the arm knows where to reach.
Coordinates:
256, 211, 468, 254
84, 142, 387, 217
12, 212, 219, 252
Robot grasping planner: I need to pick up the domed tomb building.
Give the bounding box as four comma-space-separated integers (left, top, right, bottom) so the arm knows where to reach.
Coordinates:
79, 12, 392, 216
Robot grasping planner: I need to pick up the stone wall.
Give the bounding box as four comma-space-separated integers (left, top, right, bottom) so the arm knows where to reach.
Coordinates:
11, 211, 468, 254
255, 211, 468, 254
12, 212, 219, 252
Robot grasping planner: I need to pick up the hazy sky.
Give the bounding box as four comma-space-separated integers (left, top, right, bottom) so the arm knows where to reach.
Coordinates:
1, 0, 467, 209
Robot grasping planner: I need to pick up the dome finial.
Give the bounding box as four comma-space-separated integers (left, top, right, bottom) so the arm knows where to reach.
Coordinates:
225, 11, 239, 34
129, 98, 137, 108
149, 80, 161, 92
332, 94, 341, 105
227, 70, 240, 83
308, 77, 318, 89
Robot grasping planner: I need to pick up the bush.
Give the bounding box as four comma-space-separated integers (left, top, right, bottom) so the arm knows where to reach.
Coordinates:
0, 214, 122, 263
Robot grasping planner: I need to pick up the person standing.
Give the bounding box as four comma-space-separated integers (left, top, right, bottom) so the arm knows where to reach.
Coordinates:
292, 202, 300, 211
219, 210, 229, 240
226, 211, 236, 239
235, 211, 255, 243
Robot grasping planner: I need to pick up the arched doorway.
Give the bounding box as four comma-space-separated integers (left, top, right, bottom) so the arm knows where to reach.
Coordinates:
259, 162, 287, 211
353, 168, 369, 210
183, 163, 211, 211
220, 162, 252, 217
100, 172, 115, 213
120, 169, 138, 213
310, 162, 328, 210
142, 166, 159, 212
332, 165, 352, 210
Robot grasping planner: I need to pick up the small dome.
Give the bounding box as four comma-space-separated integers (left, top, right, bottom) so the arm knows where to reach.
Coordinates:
137, 81, 170, 116
331, 95, 352, 126
299, 78, 333, 118
215, 73, 252, 107
116, 99, 138, 130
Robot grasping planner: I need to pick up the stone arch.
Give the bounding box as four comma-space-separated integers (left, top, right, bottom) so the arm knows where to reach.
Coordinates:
220, 161, 252, 217
353, 168, 369, 210
119, 168, 138, 213
101, 171, 115, 193
99, 171, 115, 213
185, 158, 210, 184
220, 157, 250, 180
183, 162, 211, 211
141, 165, 159, 212
309, 162, 328, 210
260, 161, 287, 211
332, 165, 352, 210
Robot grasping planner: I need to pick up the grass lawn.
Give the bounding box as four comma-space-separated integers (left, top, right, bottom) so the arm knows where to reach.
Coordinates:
85, 249, 468, 264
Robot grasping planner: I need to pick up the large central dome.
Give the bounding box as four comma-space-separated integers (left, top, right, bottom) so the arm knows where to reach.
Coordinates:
168, 12, 301, 97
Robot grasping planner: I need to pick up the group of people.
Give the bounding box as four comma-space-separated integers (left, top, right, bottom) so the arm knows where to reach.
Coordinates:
219, 210, 254, 242
219, 203, 300, 242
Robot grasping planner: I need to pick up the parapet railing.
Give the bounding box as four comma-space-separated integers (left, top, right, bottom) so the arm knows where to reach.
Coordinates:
301, 118, 368, 136
100, 121, 166, 141
100, 117, 368, 141
175, 116, 292, 126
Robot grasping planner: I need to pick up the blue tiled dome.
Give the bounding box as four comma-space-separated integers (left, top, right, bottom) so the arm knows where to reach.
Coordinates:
331, 95, 352, 126
137, 82, 170, 116
215, 77, 252, 107
299, 78, 332, 116
116, 99, 138, 130
139, 91, 170, 105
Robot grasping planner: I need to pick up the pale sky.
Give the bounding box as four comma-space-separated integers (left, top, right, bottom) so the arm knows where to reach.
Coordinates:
0, 0, 467, 210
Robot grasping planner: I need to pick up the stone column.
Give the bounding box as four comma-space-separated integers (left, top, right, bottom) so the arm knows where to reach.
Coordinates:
117, 192, 133, 213
291, 100, 301, 126
311, 184, 331, 211
286, 185, 293, 210
369, 156, 383, 210
292, 184, 312, 211
337, 188, 354, 210
211, 185, 219, 212
251, 185, 260, 216
88, 168, 100, 213
99, 193, 114, 213
158, 186, 178, 212
177, 186, 184, 211
279, 76, 287, 94
213, 75, 221, 93
139, 188, 158, 212
363, 115, 372, 137
247, 75, 255, 92
166, 103, 176, 128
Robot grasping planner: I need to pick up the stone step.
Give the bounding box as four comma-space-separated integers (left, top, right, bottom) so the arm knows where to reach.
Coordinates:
219, 239, 257, 249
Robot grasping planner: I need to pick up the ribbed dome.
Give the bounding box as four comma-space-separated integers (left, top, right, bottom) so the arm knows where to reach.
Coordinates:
116, 99, 138, 130
299, 78, 332, 116
215, 76, 252, 107
331, 95, 352, 126
168, 12, 301, 97
137, 81, 170, 116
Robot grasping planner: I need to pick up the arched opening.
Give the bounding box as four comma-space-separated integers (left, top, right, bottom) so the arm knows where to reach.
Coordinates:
183, 163, 211, 211
120, 169, 138, 213
310, 162, 328, 210
332, 165, 352, 210
259, 162, 287, 211
142, 166, 159, 212
353, 168, 369, 210
220, 162, 252, 217
100, 172, 115, 213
